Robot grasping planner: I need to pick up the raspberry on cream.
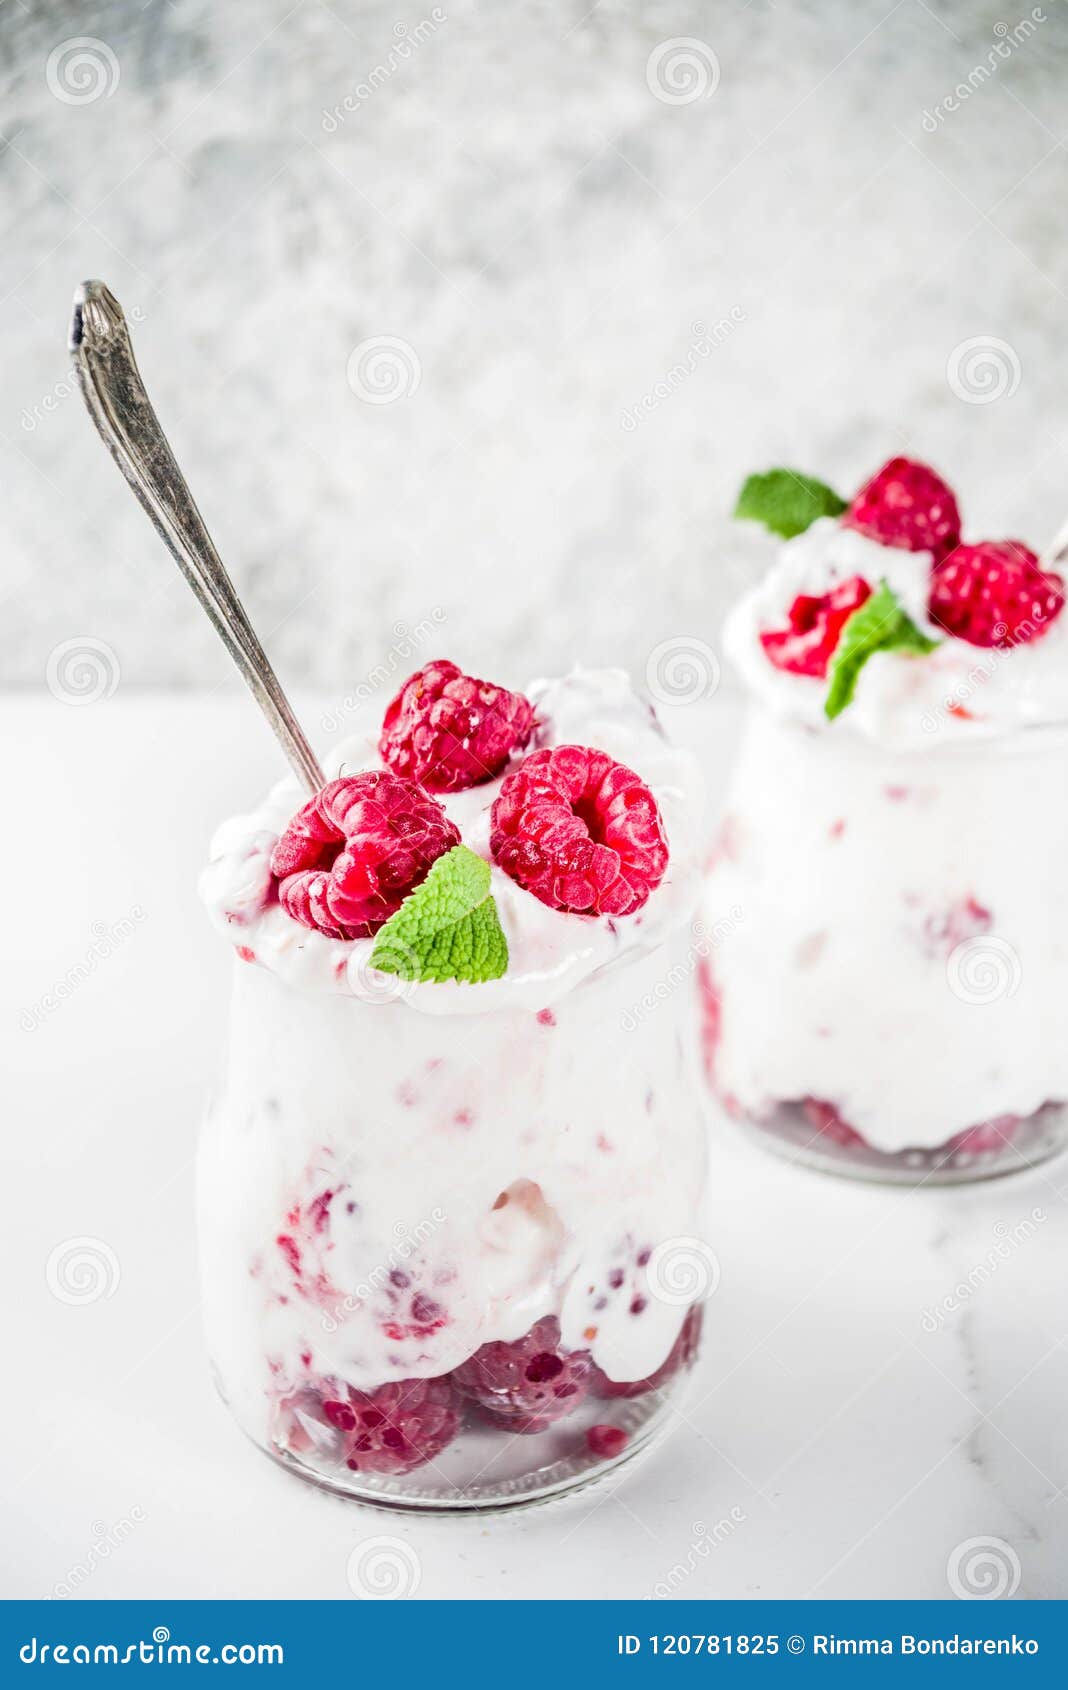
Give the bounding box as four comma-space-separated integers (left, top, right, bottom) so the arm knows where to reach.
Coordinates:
379, 659, 534, 792
726, 459, 1068, 750
929, 540, 1064, 649
271, 771, 461, 940
842, 455, 960, 558
490, 744, 669, 917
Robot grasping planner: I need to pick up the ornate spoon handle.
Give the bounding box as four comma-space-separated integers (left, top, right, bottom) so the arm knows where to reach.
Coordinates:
69, 280, 325, 795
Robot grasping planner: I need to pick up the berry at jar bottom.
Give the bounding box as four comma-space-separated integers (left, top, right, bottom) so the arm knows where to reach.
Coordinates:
451, 1315, 593, 1433
280, 1374, 462, 1475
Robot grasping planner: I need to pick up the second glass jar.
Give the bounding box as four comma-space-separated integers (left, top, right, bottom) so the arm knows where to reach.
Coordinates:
700, 707, 1068, 1183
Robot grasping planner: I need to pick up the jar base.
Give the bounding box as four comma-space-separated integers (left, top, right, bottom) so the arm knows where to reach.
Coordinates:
732, 1099, 1068, 1186
258, 1380, 685, 1515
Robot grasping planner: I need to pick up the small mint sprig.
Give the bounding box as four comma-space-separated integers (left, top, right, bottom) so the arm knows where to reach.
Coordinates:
370, 844, 508, 985
734, 468, 847, 539
825, 581, 940, 720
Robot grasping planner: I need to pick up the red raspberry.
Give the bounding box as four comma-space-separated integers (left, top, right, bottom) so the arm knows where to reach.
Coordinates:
587, 1424, 629, 1460
697, 957, 722, 1086
592, 1304, 703, 1399
948, 1115, 1020, 1155
923, 895, 992, 957
759, 576, 871, 679
928, 541, 1064, 649
274, 1181, 344, 1306
802, 1097, 864, 1148
843, 457, 960, 557
380, 660, 534, 792
270, 771, 459, 940
490, 745, 669, 916
451, 1316, 592, 1433
295, 1375, 461, 1475
802, 1101, 1022, 1159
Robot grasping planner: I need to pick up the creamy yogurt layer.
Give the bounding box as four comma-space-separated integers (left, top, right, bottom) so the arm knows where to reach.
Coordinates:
199, 923, 707, 1427
704, 708, 1068, 1152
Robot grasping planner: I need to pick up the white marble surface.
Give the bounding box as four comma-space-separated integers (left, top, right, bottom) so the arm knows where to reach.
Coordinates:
3, 1, 1068, 693
2, 693, 1066, 1600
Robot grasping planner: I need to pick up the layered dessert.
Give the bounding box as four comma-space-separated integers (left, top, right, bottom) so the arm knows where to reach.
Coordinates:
703, 457, 1068, 1179
198, 662, 709, 1504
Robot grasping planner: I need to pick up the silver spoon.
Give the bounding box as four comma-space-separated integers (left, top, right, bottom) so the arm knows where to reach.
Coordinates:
69, 279, 325, 795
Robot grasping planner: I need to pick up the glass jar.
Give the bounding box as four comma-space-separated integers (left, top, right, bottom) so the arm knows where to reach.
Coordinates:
700, 706, 1068, 1183
198, 927, 709, 1512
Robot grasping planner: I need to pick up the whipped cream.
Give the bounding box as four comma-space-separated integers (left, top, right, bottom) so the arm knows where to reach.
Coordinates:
199, 668, 703, 1012
724, 519, 1068, 750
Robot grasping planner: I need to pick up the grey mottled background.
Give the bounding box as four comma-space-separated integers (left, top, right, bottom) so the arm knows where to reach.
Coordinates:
2, 0, 1067, 701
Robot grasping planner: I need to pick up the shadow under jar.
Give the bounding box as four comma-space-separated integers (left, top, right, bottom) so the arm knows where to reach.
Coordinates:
700, 706, 1068, 1184
198, 931, 708, 1512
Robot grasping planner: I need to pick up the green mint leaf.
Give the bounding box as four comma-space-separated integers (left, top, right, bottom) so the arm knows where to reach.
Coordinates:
734, 468, 847, 539
370, 844, 508, 985
824, 581, 940, 721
